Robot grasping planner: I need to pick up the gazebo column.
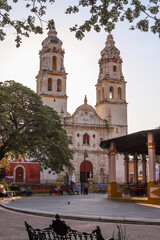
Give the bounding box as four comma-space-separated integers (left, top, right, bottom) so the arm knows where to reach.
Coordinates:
108, 152, 111, 183
110, 142, 116, 182
124, 153, 129, 185
133, 153, 138, 185
147, 132, 155, 182
147, 132, 158, 203
108, 142, 122, 199
147, 131, 160, 203
142, 154, 147, 184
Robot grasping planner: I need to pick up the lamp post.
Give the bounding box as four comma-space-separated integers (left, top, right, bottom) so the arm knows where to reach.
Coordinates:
83, 148, 88, 195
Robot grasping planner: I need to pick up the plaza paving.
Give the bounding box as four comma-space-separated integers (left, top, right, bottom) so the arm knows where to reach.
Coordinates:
1, 194, 160, 239
1, 194, 160, 224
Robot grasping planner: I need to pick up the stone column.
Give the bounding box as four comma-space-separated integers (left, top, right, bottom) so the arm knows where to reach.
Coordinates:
110, 142, 116, 183
124, 153, 129, 184
108, 152, 111, 183
142, 154, 147, 184
107, 142, 122, 199
147, 132, 155, 182
133, 153, 138, 185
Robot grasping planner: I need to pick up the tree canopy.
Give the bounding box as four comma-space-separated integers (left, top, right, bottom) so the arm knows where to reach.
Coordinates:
0, 81, 73, 173
0, 0, 160, 47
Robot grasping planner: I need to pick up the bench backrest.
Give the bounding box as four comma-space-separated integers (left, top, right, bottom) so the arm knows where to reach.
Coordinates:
25, 214, 105, 240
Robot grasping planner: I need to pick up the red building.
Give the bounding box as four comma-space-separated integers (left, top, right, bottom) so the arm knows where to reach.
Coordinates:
6, 155, 40, 184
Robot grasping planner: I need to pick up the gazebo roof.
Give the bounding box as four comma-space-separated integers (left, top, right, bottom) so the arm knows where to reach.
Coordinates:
100, 129, 160, 155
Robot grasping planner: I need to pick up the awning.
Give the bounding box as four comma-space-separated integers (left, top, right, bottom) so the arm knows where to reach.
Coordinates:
100, 129, 160, 155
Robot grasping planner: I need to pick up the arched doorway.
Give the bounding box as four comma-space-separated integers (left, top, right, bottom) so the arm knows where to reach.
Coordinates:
15, 166, 24, 182
80, 160, 93, 183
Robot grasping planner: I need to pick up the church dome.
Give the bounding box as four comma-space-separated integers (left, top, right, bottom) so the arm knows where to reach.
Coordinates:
75, 96, 96, 114
101, 33, 120, 59
42, 27, 62, 48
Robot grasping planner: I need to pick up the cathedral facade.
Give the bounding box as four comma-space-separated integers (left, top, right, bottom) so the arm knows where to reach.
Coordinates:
36, 27, 128, 184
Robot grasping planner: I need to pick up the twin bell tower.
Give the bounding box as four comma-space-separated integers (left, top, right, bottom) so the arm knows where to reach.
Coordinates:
36, 27, 127, 137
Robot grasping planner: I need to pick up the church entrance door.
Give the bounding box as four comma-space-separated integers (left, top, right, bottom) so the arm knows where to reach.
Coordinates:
80, 160, 93, 183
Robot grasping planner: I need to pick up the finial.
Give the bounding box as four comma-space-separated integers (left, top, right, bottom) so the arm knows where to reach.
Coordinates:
106, 33, 115, 47
84, 95, 87, 104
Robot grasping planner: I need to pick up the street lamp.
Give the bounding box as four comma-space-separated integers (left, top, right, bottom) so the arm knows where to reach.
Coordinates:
83, 148, 88, 195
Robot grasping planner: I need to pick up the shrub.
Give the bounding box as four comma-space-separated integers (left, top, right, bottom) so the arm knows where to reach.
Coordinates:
8, 183, 20, 191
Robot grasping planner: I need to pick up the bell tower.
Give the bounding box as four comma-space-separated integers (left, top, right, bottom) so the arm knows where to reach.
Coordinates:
36, 26, 67, 117
95, 34, 127, 136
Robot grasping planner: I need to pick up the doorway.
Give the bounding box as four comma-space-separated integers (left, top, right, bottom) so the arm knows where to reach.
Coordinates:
15, 166, 24, 182
80, 160, 93, 183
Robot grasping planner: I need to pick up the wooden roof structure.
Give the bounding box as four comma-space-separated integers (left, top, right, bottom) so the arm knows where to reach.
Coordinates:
100, 129, 160, 155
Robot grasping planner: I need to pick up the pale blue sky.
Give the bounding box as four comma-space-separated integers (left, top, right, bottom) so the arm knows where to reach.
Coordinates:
0, 1, 160, 134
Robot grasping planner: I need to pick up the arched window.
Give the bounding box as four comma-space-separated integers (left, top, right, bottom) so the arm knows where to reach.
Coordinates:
98, 90, 100, 101
113, 65, 117, 72
83, 133, 89, 145
48, 78, 52, 91
102, 87, 104, 100
109, 86, 114, 99
96, 89, 98, 102
52, 56, 57, 70
118, 87, 122, 100
57, 79, 62, 92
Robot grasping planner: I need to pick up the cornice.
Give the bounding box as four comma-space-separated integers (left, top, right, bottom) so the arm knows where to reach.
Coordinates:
99, 58, 122, 65
95, 100, 128, 107
64, 122, 108, 129
40, 49, 64, 55
40, 94, 68, 99
96, 79, 126, 87
96, 77, 126, 86
36, 70, 67, 77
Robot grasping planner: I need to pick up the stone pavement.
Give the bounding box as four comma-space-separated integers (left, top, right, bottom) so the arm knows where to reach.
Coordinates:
1, 205, 160, 240
1, 194, 160, 239
1, 194, 160, 224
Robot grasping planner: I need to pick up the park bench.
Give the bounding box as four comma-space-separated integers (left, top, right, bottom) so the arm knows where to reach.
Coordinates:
25, 214, 113, 240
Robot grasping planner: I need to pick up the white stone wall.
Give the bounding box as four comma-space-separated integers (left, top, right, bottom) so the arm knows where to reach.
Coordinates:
42, 96, 67, 116
58, 148, 109, 184
96, 102, 127, 127
40, 169, 57, 184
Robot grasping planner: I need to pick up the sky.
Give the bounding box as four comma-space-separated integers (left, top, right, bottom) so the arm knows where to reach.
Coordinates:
0, 1, 160, 134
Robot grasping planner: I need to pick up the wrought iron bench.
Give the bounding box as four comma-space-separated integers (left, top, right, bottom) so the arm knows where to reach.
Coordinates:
25, 214, 113, 240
